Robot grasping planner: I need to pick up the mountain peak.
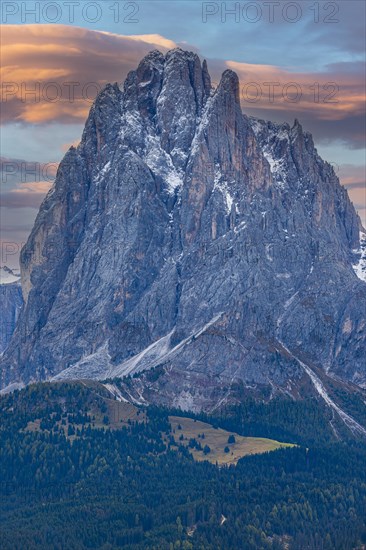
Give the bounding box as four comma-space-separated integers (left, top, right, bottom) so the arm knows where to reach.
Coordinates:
218, 69, 240, 103
1, 50, 365, 423
165, 47, 199, 62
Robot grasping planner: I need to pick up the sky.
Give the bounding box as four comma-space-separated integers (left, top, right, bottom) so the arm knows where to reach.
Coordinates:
1, 0, 365, 268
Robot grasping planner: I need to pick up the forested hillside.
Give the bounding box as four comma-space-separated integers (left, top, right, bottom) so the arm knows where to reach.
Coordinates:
1, 382, 365, 549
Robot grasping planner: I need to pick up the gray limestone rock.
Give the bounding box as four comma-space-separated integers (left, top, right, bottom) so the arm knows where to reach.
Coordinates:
1, 50, 365, 427
0, 267, 23, 354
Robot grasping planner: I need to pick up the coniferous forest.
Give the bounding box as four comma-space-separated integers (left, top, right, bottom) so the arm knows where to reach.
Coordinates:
0, 381, 365, 549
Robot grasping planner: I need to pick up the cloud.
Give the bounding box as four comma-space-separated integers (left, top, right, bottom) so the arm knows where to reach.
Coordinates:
61, 140, 81, 153
221, 59, 366, 149
1, 182, 52, 209
337, 164, 366, 224
1, 156, 58, 186
338, 164, 366, 187
0, 204, 38, 266
228, 60, 364, 120
0, 156, 55, 209
1, 24, 365, 149
1, 25, 178, 124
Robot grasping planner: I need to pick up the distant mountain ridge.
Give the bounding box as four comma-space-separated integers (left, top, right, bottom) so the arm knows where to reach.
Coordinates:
1, 49, 365, 435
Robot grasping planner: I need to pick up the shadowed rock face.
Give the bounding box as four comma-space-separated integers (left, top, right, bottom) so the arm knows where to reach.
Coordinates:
0, 268, 23, 354
1, 49, 365, 413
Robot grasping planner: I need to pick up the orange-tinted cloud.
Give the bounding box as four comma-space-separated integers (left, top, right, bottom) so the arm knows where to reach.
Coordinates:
1, 181, 52, 208
2, 25, 365, 133
61, 139, 81, 153
226, 60, 365, 122
1, 156, 58, 185
0, 156, 57, 208
200, 56, 365, 149
1, 25, 178, 124
337, 164, 366, 226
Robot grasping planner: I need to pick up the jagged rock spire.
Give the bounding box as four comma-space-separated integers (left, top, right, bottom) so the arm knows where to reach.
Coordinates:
0, 50, 364, 417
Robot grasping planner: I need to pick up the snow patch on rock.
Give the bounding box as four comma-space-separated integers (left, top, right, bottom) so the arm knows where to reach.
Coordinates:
214, 166, 234, 214
0, 267, 20, 285
352, 232, 366, 282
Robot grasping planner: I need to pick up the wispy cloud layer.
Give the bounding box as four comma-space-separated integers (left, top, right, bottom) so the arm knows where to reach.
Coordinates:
1, 181, 52, 209
2, 25, 365, 150
1, 25, 178, 124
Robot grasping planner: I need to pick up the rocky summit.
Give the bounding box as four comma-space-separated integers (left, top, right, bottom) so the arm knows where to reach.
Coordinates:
1, 49, 365, 429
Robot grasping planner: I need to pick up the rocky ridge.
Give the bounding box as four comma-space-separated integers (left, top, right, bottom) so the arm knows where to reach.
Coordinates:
1, 50, 365, 435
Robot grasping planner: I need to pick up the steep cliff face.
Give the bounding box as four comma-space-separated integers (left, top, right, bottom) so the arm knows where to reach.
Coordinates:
1, 50, 365, 423
0, 268, 23, 354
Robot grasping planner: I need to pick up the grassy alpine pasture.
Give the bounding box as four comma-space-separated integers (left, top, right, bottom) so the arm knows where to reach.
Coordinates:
169, 415, 295, 465
16, 379, 294, 461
